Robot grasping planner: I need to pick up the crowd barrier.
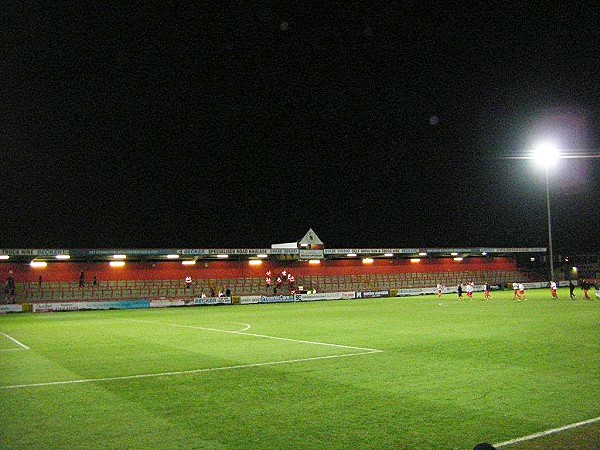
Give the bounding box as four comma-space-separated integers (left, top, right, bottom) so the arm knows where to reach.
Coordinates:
0, 281, 578, 314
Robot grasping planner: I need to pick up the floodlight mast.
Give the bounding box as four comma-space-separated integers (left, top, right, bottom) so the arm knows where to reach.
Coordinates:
534, 142, 558, 281
544, 167, 554, 281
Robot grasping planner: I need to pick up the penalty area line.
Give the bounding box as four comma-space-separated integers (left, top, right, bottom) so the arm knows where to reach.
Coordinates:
494, 415, 600, 448
0, 332, 30, 350
0, 350, 382, 390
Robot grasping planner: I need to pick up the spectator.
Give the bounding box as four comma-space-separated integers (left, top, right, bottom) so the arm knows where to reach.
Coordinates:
569, 280, 576, 299
79, 271, 85, 287
38, 275, 43, 287
92, 276, 98, 287
225, 287, 231, 297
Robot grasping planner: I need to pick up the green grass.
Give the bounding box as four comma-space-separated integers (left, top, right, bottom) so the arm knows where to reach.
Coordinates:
1, 288, 599, 450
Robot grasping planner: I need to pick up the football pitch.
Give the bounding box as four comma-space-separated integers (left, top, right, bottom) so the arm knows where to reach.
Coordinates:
1, 288, 599, 449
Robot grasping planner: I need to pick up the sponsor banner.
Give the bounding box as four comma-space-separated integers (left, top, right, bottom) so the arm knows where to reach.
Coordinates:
33, 300, 150, 312
0, 304, 23, 313
192, 297, 232, 306
33, 302, 80, 312
356, 290, 389, 299
396, 288, 423, 296
299, 249, 324, 260
296, 292, 357, 302
523, 282, 546, 289
0, 249, 69, 256
259, 295, 294, 304
150, 299, 186, 308
325, 248, 419, 255
240, 296, 262, 304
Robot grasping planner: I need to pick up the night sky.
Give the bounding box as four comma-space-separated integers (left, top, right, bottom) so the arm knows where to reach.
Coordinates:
3, 3, 599, 253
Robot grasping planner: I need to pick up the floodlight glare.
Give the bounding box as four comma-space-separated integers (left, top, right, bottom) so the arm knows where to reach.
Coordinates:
181, 260, 196, 265
55, 254, 70, 260
166, 254, 179, 259
109, 261, 125, 267
30, 261, 48, 268
0, 255, 10, 260
248, 260, 262, 266
533, 142, 559, 167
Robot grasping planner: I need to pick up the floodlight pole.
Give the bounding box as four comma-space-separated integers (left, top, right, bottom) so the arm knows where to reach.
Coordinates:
544, 168, 554, 281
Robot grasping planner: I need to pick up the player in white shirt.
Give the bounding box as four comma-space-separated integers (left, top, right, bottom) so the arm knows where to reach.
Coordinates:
437, 284, 443, 299
512, 282, 519, 300
466, 282, 474, 299
518, 283, 526, 301
550, 281, 558, 299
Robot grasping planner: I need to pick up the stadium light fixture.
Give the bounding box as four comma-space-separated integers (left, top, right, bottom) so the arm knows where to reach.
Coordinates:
113, 254, 127, 260
256, 254, 268, 258
530, 257, 536, 262
481, 252, 487, 256
362, 258, 374, 264
410, 258, 420, 263
166, 254, 179, 259
0, 255, 10, 260
419, 252, 427, 257
30, 261, 48, 268
384, 253, 394, 257
216, 254, 229, 259
453, 257, 463, 262
109, 261, 125, 267
346, 253, 357, 257
572, 266, 577, 273
249, 260, 262, 266
308, 259, 321, 265
533, 141, 559, 168
451, 252, 458, 256
55, 254, 70, 260
181, 260, 196, 265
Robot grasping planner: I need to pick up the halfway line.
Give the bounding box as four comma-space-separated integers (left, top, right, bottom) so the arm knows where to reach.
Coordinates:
123, 318, 382, 352
494, 415, 600, 448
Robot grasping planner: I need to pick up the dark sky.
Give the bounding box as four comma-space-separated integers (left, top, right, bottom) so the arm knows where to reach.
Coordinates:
3, 3, 599, 253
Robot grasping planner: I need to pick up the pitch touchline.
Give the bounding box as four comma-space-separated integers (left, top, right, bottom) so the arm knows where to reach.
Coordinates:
0, 332, 30, 350
494, 415, 600, 448
0, 351, 381, 390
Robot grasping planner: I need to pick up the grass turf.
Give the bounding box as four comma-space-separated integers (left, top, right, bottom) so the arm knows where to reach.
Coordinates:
0, 287, 598, 449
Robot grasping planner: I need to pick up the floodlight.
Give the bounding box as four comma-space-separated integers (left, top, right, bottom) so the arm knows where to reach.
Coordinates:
533, 142, 559, 167
453, 257, 463, 262
109, 261, 125, 267
346, 253, 357, 257
256, 254, 268, 258
113, 254, 127, 259
0, 255, 9, 260
451, 252, 458, 256
249, 260, 262, 266
308, 259, 321, 265
362, 258, 374, 264
384, 253, 394, 257
55, 254, 70, 260
419, 252, 427, 256
166, 254, 179, 259
216, 254, 229, 259
181, 260, 196, 265
30, 261, 48, 268
410, 258, 420, 263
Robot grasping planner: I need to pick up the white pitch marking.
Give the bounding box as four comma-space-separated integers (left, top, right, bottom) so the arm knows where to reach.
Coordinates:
0, 350, 381, 390
0, 332, 30, 350
494, 415, 600, 448
123, 318, 381, 353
